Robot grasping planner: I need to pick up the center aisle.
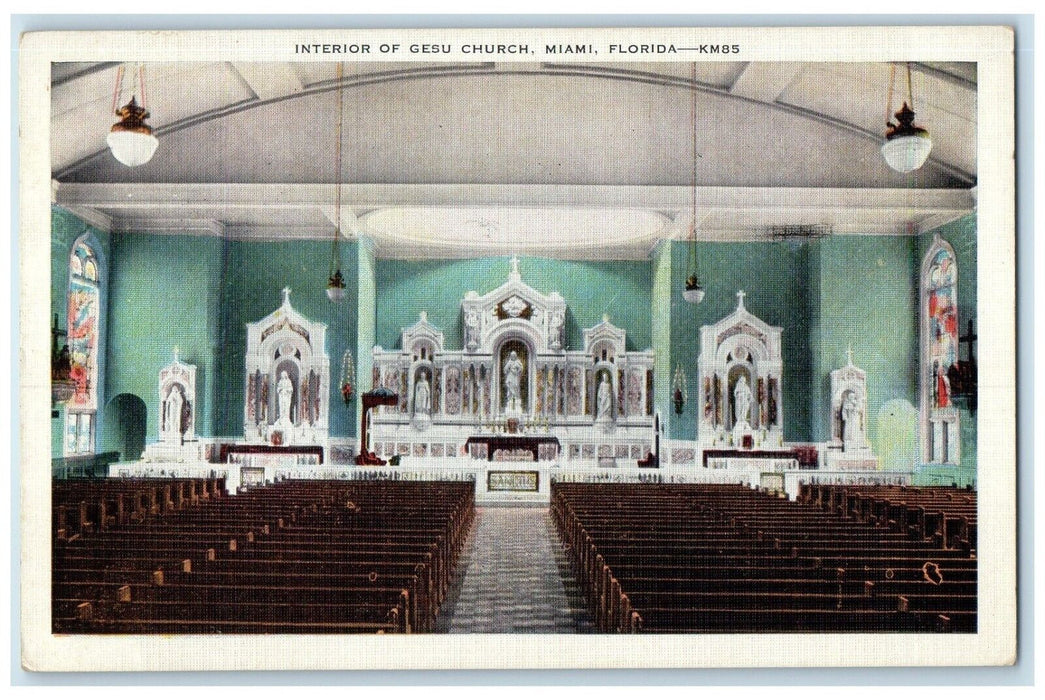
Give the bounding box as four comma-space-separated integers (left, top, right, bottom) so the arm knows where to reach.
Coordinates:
436, 506, 594, 633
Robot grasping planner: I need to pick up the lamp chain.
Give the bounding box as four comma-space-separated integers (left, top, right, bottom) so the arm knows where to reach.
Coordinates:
331, 62, 345, 278
905, 62, 915, 112
885, 62, 897, 125
688, 61, 699, 278
110, 64, 126, 115
139, 64, 148, 110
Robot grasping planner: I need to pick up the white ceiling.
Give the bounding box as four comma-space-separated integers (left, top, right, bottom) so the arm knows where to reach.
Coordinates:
50, 60, 977, 259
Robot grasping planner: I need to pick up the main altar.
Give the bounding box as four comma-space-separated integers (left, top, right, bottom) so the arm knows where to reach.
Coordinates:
368, 258, 657, 466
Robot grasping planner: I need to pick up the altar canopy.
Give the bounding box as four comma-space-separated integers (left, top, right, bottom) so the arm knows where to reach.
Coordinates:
242, 288, 330, 447
697, 291, 784, 448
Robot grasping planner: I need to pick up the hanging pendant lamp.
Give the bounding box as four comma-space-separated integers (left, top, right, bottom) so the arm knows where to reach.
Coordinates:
107, 64, 159, 167
326, 62, 348, 303
882, 62, 933, 173
682, 61, 704, 304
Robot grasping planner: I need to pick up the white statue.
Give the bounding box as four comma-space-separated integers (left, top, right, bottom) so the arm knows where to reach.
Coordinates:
465, 308, 481, 349
548, 311, 564, 349
276, 370, 294, 426
414, 372, 431, 415
503, 351, 523, 411
733, 375, 752, 426
164, 385, 184, 435
596, 374, 612, 420
841, 390, 862, 450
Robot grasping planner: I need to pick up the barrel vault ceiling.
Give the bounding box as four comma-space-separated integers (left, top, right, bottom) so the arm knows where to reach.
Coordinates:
51, 60, 977, 260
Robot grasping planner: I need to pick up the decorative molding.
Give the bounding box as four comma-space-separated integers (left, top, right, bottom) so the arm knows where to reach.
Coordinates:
53, 182, 977, 258
61, 205, 113, 233
115, 217, 225, 238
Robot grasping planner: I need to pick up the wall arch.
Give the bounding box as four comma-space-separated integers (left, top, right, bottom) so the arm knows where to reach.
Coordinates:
101, 393, 147, 461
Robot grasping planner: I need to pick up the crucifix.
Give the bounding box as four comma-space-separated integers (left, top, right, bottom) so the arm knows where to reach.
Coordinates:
736, 290, 746, 308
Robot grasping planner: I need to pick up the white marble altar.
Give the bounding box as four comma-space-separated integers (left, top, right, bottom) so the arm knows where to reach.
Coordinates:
370, 258, 655, 460
142, 349, 199, 462
698, 290, 784, 449
824, 346, 880, 470
242, 288, 330, 449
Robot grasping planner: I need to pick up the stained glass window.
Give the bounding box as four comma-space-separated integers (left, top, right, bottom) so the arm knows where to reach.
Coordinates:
65, 237, 101, 455
922, 237, 959, 464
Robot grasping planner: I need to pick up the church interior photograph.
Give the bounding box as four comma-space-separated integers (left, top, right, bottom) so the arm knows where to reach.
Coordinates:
45, 56, 982, 636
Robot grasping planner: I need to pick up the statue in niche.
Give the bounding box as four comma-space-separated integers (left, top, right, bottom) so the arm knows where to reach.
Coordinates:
734, 375, 752, 427
627, 371, 642, 415
548, 311, 564, 350
841, 390, 863, 451
276, 371, 294, 427
596, 373, 613, 421
464, 308, 481, 350
414, 371, 431, 415
503, 351, 524, 412
567, 368, 581, 415
163, 385, 184, 435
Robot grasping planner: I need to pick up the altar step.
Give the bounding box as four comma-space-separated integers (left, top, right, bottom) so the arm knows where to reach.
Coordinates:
436, 506, 594, 633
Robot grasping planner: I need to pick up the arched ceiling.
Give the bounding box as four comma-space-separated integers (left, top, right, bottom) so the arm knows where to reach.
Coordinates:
51, 60, 977, 259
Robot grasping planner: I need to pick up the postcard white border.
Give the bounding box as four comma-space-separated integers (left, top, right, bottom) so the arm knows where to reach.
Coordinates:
19, 25, 1017, 671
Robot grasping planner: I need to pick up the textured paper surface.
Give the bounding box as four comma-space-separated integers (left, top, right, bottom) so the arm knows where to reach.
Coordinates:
19, 25, 1016, 671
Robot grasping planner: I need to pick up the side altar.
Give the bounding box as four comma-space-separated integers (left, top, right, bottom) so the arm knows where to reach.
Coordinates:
698, 290, 785, 451
241, 287, 331, 451
368, 258, 656, 465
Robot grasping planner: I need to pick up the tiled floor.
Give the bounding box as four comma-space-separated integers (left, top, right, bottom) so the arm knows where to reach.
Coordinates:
436, 506, 595, 633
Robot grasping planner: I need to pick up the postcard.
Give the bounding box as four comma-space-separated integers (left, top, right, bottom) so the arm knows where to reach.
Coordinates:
19, 24, 1016, 671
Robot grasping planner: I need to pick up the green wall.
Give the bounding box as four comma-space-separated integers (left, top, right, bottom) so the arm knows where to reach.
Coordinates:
54, 209, 363, 451
217, 240, 359, 438
669, 240, 813, 442
52, 205, 975, 473
51, 207, 112, 457
918, 214, 978, 476
374, 256, 653, 352
105, 232, 225, 440
808, 235, 919, 452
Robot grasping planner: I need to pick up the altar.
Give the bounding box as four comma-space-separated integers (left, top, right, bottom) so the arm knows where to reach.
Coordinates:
220, 444, 324, 468
368, 258, 655, 464
241, 288, 331, 451
464, 435, 560, 462
703, 448, 806, 471
697, 291, 784, 449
